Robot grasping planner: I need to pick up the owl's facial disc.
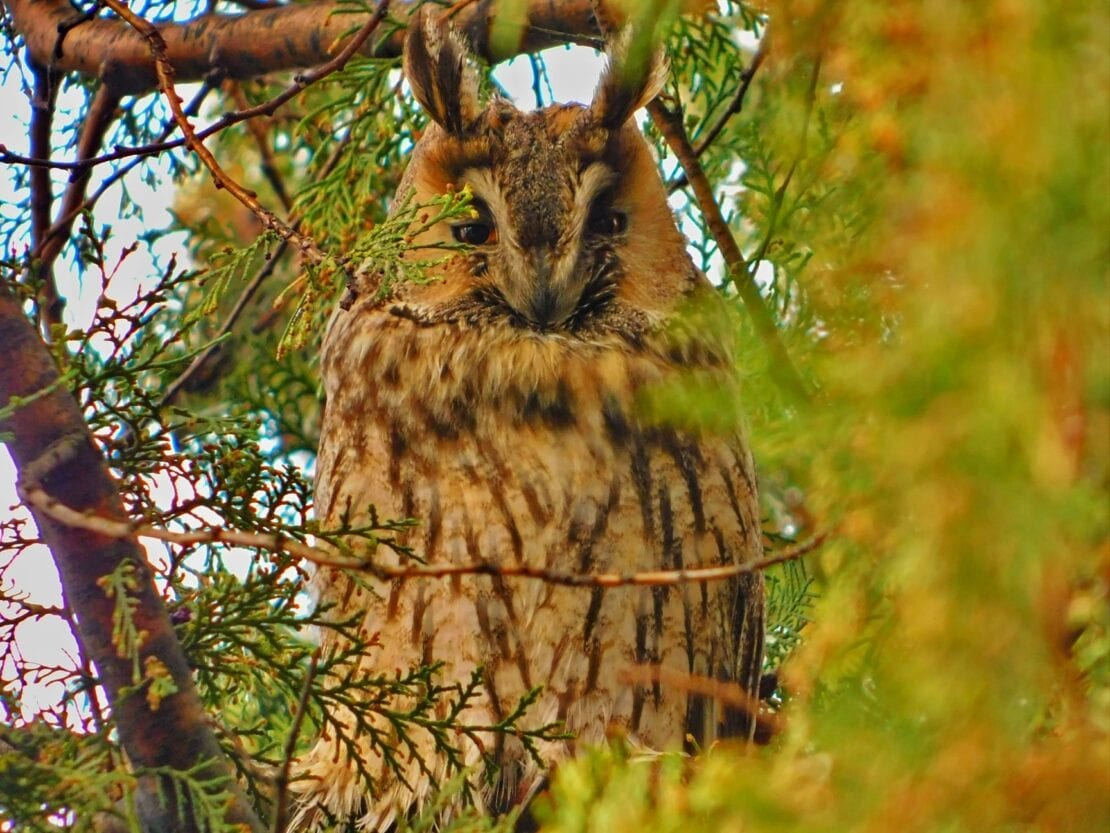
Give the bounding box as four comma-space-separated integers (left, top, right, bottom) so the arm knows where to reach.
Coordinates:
454, 145, 626, 332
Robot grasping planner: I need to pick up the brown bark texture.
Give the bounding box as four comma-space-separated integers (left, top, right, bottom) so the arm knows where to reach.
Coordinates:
1, 0, 601, 96
0, 288, 263, 833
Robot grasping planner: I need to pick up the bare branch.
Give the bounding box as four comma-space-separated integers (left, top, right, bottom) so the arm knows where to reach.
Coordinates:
27, 62, 59, 329
227, 80, 293, 212
668, 37, 769, 192
694, 37, 768, 157
158, 121, 356, 407
20, 485, 826, 589
619, 665, 781, 738
34, 80, 215, 256
0, 28, 385, 176
158, 243, 286, 405
32, 85, 122, 328
27, 63, 57, 259
100, 0, 359, 292
270, 649, 321, 833
747, 56, 823, 274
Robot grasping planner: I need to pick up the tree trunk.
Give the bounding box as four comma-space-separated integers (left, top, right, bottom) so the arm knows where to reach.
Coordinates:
0, 288, 263, 833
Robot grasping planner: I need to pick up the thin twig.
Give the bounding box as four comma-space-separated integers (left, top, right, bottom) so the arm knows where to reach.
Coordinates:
36, 80, 216, 258
527, 52, 547, 109
157, 127, 356, 407
668, 37, 768, 192
619, 665, 781, 737
66, 610, 110, 735
694, 38, 768, 157
0, 600, 65, 625
20, 486, 826, 589
270, 649, 321, 833
226, 80, 293, 212
98, 0, 366, 295
156, 239, 288, 407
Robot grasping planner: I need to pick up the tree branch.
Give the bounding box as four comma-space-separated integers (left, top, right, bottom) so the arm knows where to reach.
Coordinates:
747, 56, 822, 277
27, 63, 57, 262
647, 97, 811, 402
1, 27, 389, 176
1, 0, 602, 97
586, 1, 808, 400
226, 80, 293, 212
27, 62, 60, 330
0, 287, 264, 833
100, 0, 358, 294
34, 80, 215, 259
270, 648, 320, 833
157, 123, 356, 406
694, 37, 768, 157
20, 485, 827, 588
32, 85, 122, 329
618, 665, 781, 740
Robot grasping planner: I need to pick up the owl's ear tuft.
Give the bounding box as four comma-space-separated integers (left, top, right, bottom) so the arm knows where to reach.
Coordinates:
588, 28, 668, 130
404, 8, 482, 135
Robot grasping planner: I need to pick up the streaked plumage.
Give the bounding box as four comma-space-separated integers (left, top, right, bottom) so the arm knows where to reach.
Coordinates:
295, 13, 764, 830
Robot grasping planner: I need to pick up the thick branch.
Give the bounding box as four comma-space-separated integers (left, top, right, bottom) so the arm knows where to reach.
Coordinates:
2, 0, 601, 97
0, 288, 263, 833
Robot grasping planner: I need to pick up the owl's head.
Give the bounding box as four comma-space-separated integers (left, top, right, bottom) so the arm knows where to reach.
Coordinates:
394, 13, 699, 336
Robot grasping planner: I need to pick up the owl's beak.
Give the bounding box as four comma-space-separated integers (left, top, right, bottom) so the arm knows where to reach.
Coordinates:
523, 250, 579, 330
527, 286, 560, 329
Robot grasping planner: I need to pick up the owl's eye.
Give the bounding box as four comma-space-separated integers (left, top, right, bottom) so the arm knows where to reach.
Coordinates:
452, 221, 497, 245
587, 208, 628, 236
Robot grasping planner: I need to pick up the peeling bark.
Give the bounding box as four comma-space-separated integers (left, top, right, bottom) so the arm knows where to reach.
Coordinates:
1, 0, 601, 96
0, 288, 263, 833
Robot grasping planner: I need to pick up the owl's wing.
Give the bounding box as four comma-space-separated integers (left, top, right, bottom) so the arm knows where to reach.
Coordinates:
649, 426, 766, 744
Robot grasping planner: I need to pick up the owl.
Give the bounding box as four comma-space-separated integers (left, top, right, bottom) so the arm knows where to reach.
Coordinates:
294, 12, 764, 830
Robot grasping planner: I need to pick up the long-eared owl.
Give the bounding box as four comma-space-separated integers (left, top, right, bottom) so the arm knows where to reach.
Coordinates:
295, 11, 764, 830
